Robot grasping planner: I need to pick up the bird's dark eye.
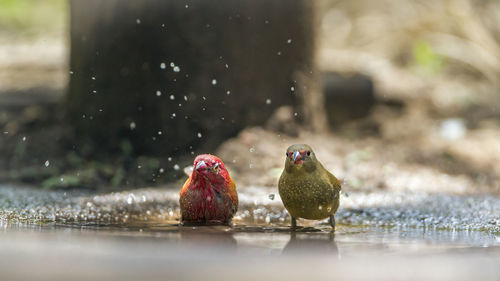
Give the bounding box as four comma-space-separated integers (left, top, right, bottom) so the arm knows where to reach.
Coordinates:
306, 151, 311, 156
285, 152, 288, 157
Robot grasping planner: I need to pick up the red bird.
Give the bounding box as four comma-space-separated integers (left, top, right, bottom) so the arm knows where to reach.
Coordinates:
180, 154, 238, 225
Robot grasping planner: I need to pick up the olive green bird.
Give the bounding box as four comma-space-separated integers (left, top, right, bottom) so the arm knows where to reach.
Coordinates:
279, 144, 342, 231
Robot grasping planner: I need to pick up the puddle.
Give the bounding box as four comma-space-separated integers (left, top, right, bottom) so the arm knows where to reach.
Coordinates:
0, 184, 499, 280
1, 185, 498, 234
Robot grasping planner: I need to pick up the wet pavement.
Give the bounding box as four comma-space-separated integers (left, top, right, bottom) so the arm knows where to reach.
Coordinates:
0, 184, 499, 280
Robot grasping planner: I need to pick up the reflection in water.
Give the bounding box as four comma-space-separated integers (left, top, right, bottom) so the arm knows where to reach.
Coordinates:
180, 226, 237, 251
282, 231, 338, 256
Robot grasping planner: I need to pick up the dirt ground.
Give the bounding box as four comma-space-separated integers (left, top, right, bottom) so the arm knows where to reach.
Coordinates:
3, 94, 499, 195
216, 101, 500, 195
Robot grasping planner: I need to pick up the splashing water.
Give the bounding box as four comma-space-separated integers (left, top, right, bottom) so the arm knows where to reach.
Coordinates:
0, 185, 498, 237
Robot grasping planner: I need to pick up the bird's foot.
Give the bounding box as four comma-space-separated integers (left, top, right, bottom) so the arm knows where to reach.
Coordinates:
329, 215, 336, 232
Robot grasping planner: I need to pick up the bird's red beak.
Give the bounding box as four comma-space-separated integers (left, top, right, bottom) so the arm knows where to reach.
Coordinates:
195, 160, 208, 171
293, 151, 302, 164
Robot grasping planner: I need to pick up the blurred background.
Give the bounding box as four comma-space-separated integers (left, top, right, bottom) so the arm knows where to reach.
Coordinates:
1, 0, 499, 195
1, 1, 499, 280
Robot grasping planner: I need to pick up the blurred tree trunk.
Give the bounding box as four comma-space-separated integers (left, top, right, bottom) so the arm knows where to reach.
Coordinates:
67, 0, 319, 158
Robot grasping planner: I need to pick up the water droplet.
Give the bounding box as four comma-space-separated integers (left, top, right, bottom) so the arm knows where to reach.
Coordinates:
277, 51, 281, 56
156, 90, 162, 97
197, 132, 202, 138
22, 136, 26, 141
291, 86, 295, 92
168, 157, 172, 162
160, 62, 166, 69
225, 64, 229, 68
185, 4, 189, 8
249, 147, 255, 153
44, 160, 50, 167
130, 122, 136, 130
266, 99, 271, 105
173, 164, 180, 170
287, 39, 292, 44
173, 66, 180, 72
158, 131, 162, 135
136, 19, 141, 24
226, 90, 231, 95
170, 95, 175, 100
69, 71, 74, 75
249, 163, 253, 169
294, 112, 298, 116
268, 193, 275, 200
159, 168, 165, 173
211, 79, 217, 85
60, 177, 64, 182
92, 90, 97, 94
91, 76, 96, 80
184, 95, 188, 101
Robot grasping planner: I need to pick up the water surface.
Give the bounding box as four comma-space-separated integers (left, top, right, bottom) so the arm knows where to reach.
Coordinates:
0, 185, 499, 280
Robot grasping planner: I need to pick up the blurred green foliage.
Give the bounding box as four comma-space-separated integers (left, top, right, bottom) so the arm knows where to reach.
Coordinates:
42, 174, 81, 190
412, 39, 444, 74
0, 0, 67, 36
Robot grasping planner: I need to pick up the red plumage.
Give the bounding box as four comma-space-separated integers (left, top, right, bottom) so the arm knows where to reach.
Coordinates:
180, 154, 238, 225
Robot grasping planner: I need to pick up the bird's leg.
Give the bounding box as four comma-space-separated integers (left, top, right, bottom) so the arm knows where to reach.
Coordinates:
329, 215, 336, 232
291, 216, 297, 231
